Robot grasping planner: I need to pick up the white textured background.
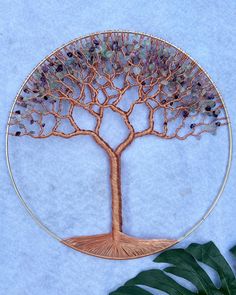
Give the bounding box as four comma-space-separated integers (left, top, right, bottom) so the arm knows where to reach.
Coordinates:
0, 1, 235, 295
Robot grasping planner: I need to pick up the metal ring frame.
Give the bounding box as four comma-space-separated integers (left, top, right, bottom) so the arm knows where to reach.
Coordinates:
5, 30, 233, 257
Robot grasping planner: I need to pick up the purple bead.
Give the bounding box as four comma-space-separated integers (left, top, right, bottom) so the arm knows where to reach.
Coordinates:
208, 94, 215, 100
56, 64, 63, 72
183, 110, 189, 118
93, 39, 99, 46
76, 50, 83, 58
40, 74, 46, 83
42, 65, 49, 73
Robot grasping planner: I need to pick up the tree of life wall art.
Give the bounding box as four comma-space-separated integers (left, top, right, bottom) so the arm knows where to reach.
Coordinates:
6, 31, 232, 260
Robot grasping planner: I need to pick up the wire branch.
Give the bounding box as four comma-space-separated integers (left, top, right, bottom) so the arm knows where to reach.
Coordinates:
10, 32, 227, 154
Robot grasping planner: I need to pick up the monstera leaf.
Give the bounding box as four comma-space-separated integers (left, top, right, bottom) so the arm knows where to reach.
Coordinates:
230, 245, 236, 258
110, 242, 236, 295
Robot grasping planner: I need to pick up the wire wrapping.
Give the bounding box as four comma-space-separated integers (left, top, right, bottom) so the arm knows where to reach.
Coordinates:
6, 31, 232, 259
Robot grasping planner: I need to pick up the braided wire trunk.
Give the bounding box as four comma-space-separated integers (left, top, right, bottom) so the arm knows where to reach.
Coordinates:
62, 154, 177, 259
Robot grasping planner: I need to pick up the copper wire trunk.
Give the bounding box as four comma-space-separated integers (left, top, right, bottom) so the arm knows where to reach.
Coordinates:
110, 154, 122, 240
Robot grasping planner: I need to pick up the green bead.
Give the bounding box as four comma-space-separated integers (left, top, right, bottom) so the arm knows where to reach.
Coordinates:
148, 64, 155, 71
133, 66, 141, 75
161, 80, 168, 86
124, 66, 130, 73
105, 51, 114, 58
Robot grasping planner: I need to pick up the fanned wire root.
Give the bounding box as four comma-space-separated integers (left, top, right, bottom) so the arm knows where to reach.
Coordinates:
62, 233, 177, 259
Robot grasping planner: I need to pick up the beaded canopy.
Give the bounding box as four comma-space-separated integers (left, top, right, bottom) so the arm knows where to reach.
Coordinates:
9, 31, 227, 259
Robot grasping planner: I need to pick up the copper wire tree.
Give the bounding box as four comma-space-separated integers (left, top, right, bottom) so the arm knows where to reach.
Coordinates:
9, 32, 227, 259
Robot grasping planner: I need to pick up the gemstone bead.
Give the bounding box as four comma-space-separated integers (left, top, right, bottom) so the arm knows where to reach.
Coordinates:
89, 46, 95, 53
93, 39, 99, 46
56, 65, 63, 72
183, 110, 189, 118
133, 66, 141, 75
76, 50, 83, 58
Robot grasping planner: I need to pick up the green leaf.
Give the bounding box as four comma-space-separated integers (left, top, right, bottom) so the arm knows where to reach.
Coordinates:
230, 245, 236, 257
109, 286, 152, 295
155, 249, 216, 294
125, 269, 195, 295
187, 242, 236, 294
110, 242, 236, 295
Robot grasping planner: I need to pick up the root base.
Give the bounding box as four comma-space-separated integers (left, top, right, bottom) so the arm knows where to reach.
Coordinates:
62, 232, 177, 259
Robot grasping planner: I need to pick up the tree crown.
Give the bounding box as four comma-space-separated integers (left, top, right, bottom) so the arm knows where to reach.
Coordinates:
10, 32, 226, 154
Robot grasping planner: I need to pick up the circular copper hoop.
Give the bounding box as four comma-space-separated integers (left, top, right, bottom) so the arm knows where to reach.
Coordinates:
6, 30, 233, 260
